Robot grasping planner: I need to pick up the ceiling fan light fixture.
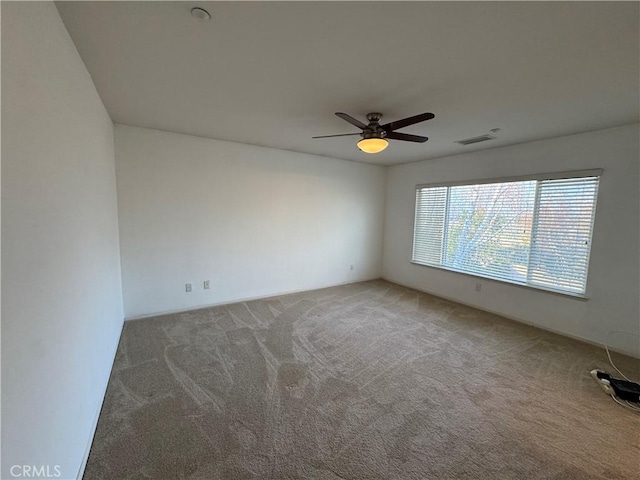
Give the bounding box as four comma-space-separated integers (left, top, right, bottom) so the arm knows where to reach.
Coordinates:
357, 137, 389, 154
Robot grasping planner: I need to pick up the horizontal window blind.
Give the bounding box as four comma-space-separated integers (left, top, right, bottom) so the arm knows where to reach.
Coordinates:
528, 177, 599, 293
413, 186, 447, 265
412, 173, 600, 295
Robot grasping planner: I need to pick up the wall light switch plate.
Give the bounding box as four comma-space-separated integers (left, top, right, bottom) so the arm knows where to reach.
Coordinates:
185, 283, 192, 293
204, 280, 210, 290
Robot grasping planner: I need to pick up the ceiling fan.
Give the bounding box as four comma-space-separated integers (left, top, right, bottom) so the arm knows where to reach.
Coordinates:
312, 112, 435, 154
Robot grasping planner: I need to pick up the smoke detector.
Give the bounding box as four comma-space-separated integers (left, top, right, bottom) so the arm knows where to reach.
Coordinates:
191, 7, 211, 22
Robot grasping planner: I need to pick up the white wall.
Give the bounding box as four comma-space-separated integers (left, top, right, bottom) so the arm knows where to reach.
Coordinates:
115, 125, 386, 319
2, 3, 124, 479
383, 124, 640, 356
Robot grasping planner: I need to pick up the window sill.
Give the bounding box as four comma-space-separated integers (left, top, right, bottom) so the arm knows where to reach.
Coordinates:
410, 261, 590, 301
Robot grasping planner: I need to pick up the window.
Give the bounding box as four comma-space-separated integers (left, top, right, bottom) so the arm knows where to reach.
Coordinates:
412, 170, 601, 296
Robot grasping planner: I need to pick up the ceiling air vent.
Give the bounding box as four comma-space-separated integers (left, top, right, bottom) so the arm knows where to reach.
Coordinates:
455, 134, 496, 146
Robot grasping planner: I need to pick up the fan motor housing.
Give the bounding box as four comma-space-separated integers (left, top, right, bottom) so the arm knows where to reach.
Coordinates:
363, 113, 385, 138
362, 130, 386, 139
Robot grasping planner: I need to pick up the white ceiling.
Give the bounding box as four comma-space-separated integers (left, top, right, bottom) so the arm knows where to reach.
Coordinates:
56, 1, 639, 166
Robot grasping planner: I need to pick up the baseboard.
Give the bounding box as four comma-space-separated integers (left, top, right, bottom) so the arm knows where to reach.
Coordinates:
76, 319, 125, 480
382, 276, 639, 359
125, 277, 383, 321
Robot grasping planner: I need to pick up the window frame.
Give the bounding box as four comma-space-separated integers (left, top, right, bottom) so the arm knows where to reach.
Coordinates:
411, 169, 602, 300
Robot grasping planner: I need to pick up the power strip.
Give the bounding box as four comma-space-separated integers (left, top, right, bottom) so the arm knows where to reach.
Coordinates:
591, 369, 640, 403
591, 369, 615, 395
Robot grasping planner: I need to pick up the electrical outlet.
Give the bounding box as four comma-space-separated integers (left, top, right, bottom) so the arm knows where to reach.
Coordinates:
475, 283, 482, 292
204, 280, 210, 290
185, 283, 192, 293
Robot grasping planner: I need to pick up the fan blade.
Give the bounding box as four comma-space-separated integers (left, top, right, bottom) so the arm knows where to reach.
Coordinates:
335, 112, 368, 130
382, 112, 434, 132
312, 133, 362, 139
385, 132, 429, 143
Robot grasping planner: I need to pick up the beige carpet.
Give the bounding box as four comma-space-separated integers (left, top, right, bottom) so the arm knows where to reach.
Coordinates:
84, 280, 639, 479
